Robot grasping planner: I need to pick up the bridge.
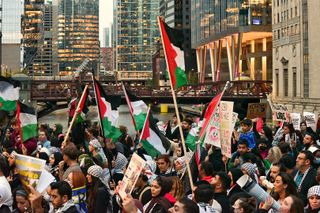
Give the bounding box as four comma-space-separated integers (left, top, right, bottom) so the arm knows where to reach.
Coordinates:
30, 80, 272, 104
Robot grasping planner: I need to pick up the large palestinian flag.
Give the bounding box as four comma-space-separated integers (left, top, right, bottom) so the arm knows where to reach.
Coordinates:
17, 102, 37, 142
159, 18, 187, 89
0, 76, 20, 112
93, 78, 122, 140
122, 84, 148, 131
140, 109, 171, 158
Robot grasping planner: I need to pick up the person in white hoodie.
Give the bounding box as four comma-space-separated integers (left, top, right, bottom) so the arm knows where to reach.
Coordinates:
0, 154, 12, 212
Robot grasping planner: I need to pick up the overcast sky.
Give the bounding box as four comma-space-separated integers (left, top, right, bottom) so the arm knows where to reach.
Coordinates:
99, 0, 113, 46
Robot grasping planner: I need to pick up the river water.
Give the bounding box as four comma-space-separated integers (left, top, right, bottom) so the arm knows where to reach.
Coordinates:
38, 105, 174, 136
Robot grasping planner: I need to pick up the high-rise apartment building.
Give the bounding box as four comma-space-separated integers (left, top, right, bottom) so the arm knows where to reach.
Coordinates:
273, 0, 320, 113
1, 0, 23, 75
21, 0, 45, 76
114, 0, 160, 82
191, 0, 272, 83
58, 0, 99, 75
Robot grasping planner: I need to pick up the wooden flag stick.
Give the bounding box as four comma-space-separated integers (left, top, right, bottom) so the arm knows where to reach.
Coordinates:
63, 84, 88, 145
157, 16, 194, 190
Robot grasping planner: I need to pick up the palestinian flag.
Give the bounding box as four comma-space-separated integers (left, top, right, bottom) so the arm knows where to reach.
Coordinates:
199, 92, 223, 140
17, 102, 37, 142
140, 109, 171, 158
122, 83, 148, 131
159, 18, 187, 89
75, 87, 89, 124
93, 78, 122, 140
0, 76, 20, 112
185, 127, 199, 151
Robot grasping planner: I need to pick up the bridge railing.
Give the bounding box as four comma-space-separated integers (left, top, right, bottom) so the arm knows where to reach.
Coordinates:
30, 80, 272, 101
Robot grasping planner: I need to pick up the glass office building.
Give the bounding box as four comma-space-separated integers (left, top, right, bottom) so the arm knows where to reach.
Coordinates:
191, 0, 272, 82
2, 0, 23, 75
58, 0, 99, 75
114, 0, 160, 82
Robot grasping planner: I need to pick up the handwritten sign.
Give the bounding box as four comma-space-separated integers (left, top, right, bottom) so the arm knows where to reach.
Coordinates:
290, 113, 301, 131
220, 101, 234, 158
246, 103, 267, 119
204, 105, 221, 147
303, 112, 317, 132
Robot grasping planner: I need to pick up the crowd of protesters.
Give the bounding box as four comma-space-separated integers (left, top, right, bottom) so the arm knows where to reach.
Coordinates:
0, 112, 320, 213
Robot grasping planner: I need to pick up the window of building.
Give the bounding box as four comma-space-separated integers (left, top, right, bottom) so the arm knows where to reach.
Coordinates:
293, 67, 297, 97
284, 68, 288, 97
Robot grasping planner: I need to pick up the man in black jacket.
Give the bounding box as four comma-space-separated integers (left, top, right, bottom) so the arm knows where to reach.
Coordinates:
210, 172, 231, 213
294, 150, 318, 206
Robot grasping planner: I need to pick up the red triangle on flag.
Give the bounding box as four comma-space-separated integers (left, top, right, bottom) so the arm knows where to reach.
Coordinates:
141, 111, 150, 140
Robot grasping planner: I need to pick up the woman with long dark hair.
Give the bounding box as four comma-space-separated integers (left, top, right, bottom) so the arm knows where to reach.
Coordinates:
305, 185, 320, 213
272, 172, 298, 204
86, 165, 112, 213
144, 176, 173, 213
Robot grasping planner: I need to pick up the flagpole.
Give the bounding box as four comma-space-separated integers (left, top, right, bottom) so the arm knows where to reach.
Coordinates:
157, 16, 194, 190
91, 75, 105, 138
63, 85, 88, 145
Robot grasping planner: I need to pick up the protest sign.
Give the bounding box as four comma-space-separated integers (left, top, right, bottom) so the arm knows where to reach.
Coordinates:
290, 113, 301, 131
219, 101, 234, 158
15, 153, 46, 189
204, 105, 220, 147
303, 112, 317, 132
246, 103, 267, 119
118, 153, 146, 200
271, 103, 289, 122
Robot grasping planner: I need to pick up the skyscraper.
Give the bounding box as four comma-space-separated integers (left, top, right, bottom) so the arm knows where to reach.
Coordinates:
114, 0, 160, 82
1, 0, 23, 75
21, 0, 58, 76
21, 0, 45, 76
58, 0, 99, 75
103, 27, 110, 47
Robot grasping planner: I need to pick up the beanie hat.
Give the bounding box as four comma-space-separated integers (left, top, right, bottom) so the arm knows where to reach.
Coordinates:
87, 165, 103, 178
308, 185, 320, 198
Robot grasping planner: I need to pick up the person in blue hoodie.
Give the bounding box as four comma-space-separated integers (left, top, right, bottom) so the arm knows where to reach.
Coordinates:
239, 119, 257, 150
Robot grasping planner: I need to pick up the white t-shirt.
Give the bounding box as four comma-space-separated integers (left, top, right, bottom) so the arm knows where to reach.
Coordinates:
0, 176, 12, 208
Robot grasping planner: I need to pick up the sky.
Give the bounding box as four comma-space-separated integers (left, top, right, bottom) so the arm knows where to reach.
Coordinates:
99, 0, 113, 47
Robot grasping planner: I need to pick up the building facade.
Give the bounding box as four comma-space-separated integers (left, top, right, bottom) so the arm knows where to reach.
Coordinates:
2, 0, 23, 75
114, 0, 160, 82
191, 0, 272, 82
58, 0, 99, 75
100, 47, 113, 71
273, 0, 320, 113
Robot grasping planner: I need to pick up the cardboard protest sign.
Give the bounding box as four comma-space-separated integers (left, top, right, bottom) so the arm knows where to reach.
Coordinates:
303, 112, 317, 132
204, 105, 221, 147
219, 101, 234, 158
118, 153, 146, 200
246, 103, 267, 119
14, 153, 46, 189
290, 113, 301, 131
271, 103, 289, 122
